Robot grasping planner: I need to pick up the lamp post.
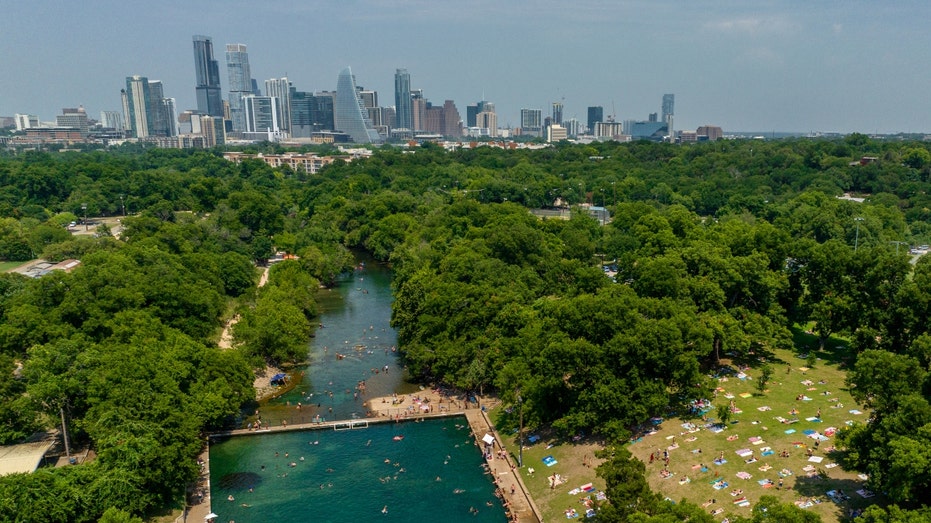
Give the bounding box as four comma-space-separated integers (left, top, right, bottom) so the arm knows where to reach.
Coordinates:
891, 241, 908, 255
81, 203, 88, 231
119, 194, 125, 216
854, 217, 864, 252
517, 390, 523, 468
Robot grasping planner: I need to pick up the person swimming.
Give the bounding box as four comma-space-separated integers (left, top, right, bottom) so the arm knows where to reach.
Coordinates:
382, 506, 388, 514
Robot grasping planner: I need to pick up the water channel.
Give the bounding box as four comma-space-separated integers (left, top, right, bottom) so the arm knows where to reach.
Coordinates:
208, 256, 508, 522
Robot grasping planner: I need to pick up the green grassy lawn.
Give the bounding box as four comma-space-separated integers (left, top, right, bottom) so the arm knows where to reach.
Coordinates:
491, 333, 881, 523
629, 342, 876, 523
488, 410, 606, 522
0, 260, 29, 272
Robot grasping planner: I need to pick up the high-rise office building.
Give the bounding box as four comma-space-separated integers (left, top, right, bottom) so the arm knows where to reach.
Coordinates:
394, 69, 412, 131
411, 90, 425, 132
587, 106, 603, 133
423, 103, 444, 134
162, 98, 177, 137
290, 89, 314, 138
313, 91, 336, 131
147, 81, 174, 136
466, 104, 479, 128
100, 110, 124, 130
520, 108, 543, 137
193, 35, 223, 117
124, 75, 153, 138
56, 107, 90, 136
384, 106, 397, 130
442, 100, 462, 138
552, 102, 563, 125
226, 44, 253, 132
265, 77, 292, 133
242, 95, 280, 133
476, 110, 497, 137
334, 67, 382, 144
564, 118, 581, 137
662, 94, 674, 142
123, 77, 174, 138
662, 94, 674, 122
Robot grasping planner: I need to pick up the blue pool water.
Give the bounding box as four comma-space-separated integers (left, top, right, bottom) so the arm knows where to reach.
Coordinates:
209, 417, 507, 522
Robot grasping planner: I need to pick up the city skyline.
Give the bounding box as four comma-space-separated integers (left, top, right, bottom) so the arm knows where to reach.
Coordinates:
3, 1, 931, 134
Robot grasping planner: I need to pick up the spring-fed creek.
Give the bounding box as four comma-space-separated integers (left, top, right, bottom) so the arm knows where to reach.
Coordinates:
208, 258, 508, 522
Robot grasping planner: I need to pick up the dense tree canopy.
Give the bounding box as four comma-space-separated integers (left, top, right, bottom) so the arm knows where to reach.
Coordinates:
1, 137, 931, 519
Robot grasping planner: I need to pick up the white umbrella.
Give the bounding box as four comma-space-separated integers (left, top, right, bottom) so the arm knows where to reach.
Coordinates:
205, 513, 218, 520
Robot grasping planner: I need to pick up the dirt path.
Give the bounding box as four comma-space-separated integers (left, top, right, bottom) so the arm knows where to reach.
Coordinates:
217, 266, 270, 350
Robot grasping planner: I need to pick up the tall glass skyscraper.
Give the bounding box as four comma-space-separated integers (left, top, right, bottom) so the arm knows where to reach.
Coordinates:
587, 106, 604, 134
335, 67, 382, 144
226, 44, 253, 132
662, 94, 675, 121
192, 35, 223, 117
662, 94, 675, 141
394, 69, 412, 130
123, 75, 153, 138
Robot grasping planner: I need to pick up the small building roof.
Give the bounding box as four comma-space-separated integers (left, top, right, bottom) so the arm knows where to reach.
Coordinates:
0, 439, 55, 476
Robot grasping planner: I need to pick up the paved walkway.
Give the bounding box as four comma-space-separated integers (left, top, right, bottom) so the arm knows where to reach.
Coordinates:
463, 408, 543, 522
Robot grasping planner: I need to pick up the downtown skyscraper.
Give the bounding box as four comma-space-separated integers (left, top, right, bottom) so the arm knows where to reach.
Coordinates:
192, 35, 223, 117
265, 77, 292, 134
394, 69, 412, 131
226, 44, 253, 132
335, 67, 382, 144
121, 76, 175, 138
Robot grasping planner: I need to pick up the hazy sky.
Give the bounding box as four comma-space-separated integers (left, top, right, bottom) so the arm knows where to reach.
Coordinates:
2, 1, 930, 133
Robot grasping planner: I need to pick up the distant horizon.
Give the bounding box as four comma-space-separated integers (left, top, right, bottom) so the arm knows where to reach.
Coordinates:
3, 1, 931, 134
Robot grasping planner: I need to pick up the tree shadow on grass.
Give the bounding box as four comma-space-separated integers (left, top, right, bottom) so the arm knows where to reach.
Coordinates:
790, 325, 855, 369
792, 472, 879, 521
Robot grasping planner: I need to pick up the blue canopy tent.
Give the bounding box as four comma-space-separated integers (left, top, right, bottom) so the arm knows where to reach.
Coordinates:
270, 373, 288, 385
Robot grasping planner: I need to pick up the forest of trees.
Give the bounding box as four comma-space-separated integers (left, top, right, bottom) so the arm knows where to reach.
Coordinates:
0, 136, 930, 521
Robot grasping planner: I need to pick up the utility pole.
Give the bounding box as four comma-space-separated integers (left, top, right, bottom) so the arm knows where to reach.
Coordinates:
81, 203, 88, 231
854, 217, 864, 252
517, 391, 523, 468
60, 406, 71, 460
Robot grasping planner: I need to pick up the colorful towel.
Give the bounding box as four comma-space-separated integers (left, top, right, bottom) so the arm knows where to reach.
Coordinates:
543, 456, 558, 466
